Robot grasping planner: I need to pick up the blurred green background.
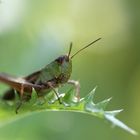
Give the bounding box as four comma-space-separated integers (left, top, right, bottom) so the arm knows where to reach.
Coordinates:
0, 0, 140, 140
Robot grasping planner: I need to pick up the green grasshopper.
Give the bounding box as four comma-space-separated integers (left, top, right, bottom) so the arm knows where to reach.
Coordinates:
0, 38, 101, 113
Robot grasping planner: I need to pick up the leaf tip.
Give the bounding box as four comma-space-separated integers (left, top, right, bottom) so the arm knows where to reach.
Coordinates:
85, 86, 98, 101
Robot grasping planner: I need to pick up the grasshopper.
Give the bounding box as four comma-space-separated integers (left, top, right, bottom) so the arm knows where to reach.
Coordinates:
0, 38, 101, 113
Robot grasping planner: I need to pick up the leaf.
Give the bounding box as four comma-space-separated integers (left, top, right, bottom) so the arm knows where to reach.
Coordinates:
105, 113, 138, 135
0, 87, 137, 135
62, 88, 78, 105
95, 97, 112, 110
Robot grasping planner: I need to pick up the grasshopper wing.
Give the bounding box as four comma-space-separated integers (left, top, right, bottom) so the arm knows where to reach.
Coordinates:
24, 70, 41, 83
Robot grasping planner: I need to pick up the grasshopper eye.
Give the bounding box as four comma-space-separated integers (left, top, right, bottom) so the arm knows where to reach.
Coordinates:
55, 56, 64, 64
55, 55, 69, 64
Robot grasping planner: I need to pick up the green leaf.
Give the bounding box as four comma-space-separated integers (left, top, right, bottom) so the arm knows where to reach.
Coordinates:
82, 87, 96, 103
0, 87, 137, 135
62, 88, 78, 105
95, 97, 112, 110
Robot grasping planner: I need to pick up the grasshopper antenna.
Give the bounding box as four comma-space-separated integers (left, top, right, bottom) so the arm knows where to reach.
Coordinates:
68, 42, 72, 58
71, 38, 101, 59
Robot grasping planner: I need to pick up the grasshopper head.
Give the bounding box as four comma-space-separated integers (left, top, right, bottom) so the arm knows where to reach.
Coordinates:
55, 55, 72, 73
55, 55, 72, 83
54, 38, 101, 83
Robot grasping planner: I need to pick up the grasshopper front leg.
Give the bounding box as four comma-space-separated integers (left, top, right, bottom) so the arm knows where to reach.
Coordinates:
47, 82, 62, 104
67, 80, 80, 100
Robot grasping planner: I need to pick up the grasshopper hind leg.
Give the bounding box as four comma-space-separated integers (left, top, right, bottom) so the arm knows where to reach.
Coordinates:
15, 84, 31, 114
15, 93, 32, 114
